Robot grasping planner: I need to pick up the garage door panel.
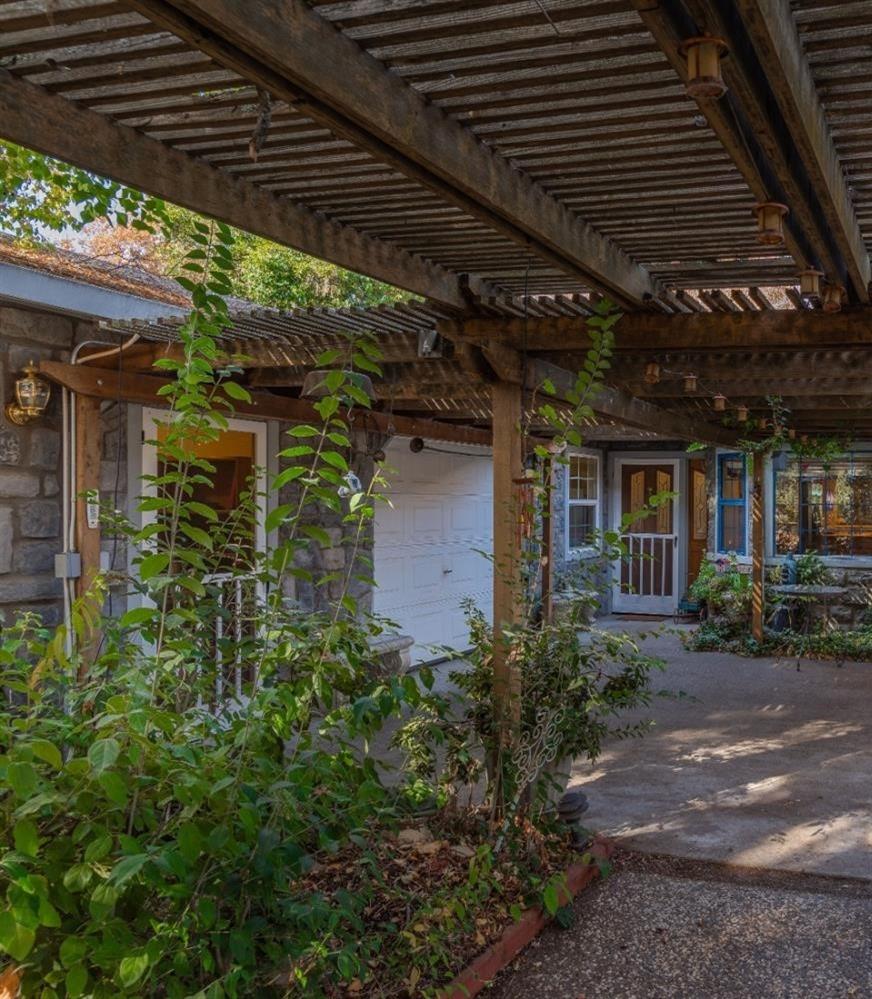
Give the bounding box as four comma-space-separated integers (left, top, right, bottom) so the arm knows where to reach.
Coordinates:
374, 439, 493, 663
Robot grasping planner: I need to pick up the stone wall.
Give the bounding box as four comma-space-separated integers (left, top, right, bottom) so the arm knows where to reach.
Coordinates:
0, 306, 79, 627
278, 425, 378, 616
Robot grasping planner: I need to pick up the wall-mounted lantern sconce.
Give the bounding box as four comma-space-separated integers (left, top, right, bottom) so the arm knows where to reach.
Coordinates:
683, 373, 698, 393
644, 361, 661, 385
680, 36, 729, 99
753, 202, 789, 245
5, 361, 51, 426
821, 282, 845, 313
736, 404, 749, 422
798, 268, 824, 299
713, 393, 726, 412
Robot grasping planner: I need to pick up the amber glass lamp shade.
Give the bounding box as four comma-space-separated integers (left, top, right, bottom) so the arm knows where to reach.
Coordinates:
713, 394, 726, 412
753, 202, 789, 246
681, 36, 729, 99
821, 283, 845, 313
798, 268, 823, 299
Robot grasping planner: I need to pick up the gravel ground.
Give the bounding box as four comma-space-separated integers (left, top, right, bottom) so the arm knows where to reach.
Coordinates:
488, 853, 872, 999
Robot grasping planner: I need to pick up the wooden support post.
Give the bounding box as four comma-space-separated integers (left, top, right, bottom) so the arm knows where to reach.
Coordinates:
540, 457, 554, 625
75, 395, 102, 675
492, 381, 524, 745
751, 454, 765, 643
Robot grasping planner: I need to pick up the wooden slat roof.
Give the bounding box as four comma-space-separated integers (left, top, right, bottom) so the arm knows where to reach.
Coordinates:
0, 0, 822, 303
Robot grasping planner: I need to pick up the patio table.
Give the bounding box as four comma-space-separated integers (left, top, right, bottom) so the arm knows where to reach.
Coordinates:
770, 584, 847, 665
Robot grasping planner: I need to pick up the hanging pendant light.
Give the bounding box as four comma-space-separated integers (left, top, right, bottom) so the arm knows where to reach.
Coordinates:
822, 282, 845, 313
680, 36, 729, 99
644, 361, 661, 385
683, 373, 698, 393
713, 393, 726, 412
757, 417, 768, 431
736, 404, 749, 423
753, 202, 789, 245
798, 268, 824, 299
788, 428, 796, 440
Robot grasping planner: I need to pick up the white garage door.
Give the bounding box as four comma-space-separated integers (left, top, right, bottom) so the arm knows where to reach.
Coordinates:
373, 437, 493, 664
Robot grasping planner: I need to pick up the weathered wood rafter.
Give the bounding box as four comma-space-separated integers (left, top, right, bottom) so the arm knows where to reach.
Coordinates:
441, 308, 872, 352
0, 69, 483, 311
630, 0, 870, 302
124, 0, 657, 307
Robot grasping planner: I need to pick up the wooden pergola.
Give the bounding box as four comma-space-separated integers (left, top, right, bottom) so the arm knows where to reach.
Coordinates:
4, 0, 872, 678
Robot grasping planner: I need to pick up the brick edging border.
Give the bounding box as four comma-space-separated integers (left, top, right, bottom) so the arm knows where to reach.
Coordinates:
439, 837, 615, 999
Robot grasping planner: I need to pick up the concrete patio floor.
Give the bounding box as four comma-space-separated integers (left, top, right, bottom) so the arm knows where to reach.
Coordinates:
571, 621, 872, 881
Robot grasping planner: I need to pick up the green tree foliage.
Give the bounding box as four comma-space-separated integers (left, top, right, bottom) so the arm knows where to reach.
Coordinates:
1, 141, 405, 310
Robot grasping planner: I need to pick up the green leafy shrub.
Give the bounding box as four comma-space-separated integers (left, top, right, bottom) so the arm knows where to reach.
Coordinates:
689, 556, 752, 633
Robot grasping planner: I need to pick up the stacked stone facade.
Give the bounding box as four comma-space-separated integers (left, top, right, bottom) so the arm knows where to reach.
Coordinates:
0, 306, 78, 627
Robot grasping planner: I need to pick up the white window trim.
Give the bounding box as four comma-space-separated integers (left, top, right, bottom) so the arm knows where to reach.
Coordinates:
564, 449, 601, 559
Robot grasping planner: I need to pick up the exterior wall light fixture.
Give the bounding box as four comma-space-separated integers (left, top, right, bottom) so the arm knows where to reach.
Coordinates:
5, 361, 51, 426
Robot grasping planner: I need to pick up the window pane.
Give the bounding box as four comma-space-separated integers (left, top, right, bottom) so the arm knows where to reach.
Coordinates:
775, 455, 872, 557
774, 466, 799, 554
569, 456, 597, 501
568, 504, 595, 549
721, 505, 744, 553
720, 457, 744, 500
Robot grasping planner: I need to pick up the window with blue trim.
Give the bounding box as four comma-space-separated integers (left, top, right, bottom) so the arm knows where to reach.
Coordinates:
717, 453, 747, 554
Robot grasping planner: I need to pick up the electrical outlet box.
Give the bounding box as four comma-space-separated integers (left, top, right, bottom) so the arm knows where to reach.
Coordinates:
54, 552, 82, 580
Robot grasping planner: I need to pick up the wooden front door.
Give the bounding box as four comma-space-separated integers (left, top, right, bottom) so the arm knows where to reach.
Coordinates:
613, 460, 679, 614
687, 459, 708, 588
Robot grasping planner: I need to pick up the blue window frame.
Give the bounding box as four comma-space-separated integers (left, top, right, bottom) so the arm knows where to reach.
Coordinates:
717, 453, 747, 554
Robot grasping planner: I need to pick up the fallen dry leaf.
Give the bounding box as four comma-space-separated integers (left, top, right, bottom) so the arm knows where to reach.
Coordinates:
0, 966, 21, 999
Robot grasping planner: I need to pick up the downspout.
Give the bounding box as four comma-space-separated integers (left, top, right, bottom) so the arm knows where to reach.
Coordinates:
61, 334, 141, 645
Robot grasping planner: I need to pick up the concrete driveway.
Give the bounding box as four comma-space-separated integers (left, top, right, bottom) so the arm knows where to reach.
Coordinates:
570, 622, 872, 881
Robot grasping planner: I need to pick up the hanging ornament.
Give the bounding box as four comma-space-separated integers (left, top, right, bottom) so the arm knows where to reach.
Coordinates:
644, 361, 661, 385
753, 202, 789, 245
798, 268, 824, 299
822, 282, 846, 313
337, 470, 363, 498
680, 36, 729, 99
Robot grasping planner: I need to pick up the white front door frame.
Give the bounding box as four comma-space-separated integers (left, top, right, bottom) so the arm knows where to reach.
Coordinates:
609, 453, 688, 615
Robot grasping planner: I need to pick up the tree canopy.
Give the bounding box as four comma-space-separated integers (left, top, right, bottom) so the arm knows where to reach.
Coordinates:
0, 141, 407, 310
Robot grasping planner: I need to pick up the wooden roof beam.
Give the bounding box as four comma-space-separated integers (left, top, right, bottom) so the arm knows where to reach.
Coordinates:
479, 342, 734, 446
0, 69, 484, 312
732, 0, 871, 302
125, 0, 657, 308
440, 308, 872, 352
38, 360, 493, 446
630, 0, 870, 303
